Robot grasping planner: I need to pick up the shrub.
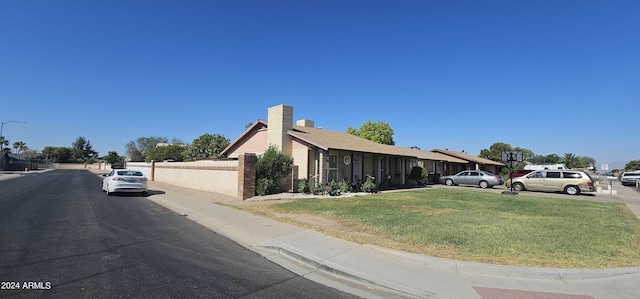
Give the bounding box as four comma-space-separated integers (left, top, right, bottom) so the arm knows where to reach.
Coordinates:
407, 166, 428, 186
298, 179, 309, 193
328, 180, 341, 196
256, 178, 277, 196
255, 145, 294, 196
310, 179, 326, 195
339, 179, 351, 193
361, 176, 377, 193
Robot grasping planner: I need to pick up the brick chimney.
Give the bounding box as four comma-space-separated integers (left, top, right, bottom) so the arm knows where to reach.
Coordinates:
267, 104, 293, 156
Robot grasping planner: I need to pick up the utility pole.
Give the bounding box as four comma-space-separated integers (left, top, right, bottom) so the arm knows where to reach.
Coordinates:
0, 120, 26, 150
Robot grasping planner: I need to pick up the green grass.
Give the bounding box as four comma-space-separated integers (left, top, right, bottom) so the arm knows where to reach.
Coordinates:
263, 189, 640, 268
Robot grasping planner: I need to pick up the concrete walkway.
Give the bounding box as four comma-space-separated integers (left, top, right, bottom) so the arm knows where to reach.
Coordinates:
143, 180, 640, 299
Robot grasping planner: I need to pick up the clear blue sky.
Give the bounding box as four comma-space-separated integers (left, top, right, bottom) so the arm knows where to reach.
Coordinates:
1, 1, 638, 169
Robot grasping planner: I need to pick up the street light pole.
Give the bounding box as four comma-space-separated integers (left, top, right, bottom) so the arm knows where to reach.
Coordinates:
0, 120, 26, 150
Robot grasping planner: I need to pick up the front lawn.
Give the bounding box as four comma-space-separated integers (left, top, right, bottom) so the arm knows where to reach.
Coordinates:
251, 189, 640, 268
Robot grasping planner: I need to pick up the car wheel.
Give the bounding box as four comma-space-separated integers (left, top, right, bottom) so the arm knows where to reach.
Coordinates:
445, 179, 454, 186
564, 185, 580, 195
513, 183, 525, 191
141, 191, 148, 196
479, 181, 489, 188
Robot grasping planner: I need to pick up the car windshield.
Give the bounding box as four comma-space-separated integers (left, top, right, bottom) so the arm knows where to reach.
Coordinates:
117, 171, 144, 176
623, 172, 640, 177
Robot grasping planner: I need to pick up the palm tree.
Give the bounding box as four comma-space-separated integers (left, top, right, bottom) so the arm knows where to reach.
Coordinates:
0, 136, 8, 150
561, 153, 579, 169
13, 141, 26, 154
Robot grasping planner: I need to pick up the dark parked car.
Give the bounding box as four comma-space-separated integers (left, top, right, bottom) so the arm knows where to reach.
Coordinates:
439, 170, 504, 188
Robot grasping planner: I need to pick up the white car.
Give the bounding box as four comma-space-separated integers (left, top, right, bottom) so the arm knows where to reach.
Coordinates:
102, 169, 148, 196
620, 171, 640, 187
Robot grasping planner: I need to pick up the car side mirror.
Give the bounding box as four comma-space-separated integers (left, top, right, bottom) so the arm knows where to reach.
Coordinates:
102, 174, 107, 177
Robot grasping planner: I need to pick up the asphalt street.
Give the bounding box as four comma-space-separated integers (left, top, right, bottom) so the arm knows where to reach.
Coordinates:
0, 170, 363, 298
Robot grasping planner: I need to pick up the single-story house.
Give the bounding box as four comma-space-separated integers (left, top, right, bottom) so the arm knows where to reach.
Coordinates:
0, 151, 36, 171
221, 104, 503, 188
431, 148, 504, 175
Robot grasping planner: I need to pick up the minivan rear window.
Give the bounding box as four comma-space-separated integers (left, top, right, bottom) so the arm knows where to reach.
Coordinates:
563, 172, 582, 178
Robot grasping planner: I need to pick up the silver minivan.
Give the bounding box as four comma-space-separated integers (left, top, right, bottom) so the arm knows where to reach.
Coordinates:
506, 170, 595, 195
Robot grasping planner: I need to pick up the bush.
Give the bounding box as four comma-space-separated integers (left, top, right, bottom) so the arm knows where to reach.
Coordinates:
310, 179, 326, 195
256, 178, 277, 196
340, 179, 351, 193
327, 180, 341, 196
255, 145, 294, 196
298, 179, 310, 193
361, 176, 377, 193
407, 166, 428, 186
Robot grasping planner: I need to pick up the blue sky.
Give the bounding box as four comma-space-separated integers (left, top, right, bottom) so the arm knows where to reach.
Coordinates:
1, 1, 638, 169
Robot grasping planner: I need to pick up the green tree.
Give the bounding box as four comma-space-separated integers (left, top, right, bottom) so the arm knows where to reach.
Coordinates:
72, 136, 96, 163
0, 136, 8, 151
12, 141, 26, 154
514, 147, 535, 162
560, 153, 579, 169
346, 120, 395, 145
104, 151, 120, 165
43, 146, 73, 163
625, 160, 640, 171
255, 145, 294, 195
125, 136, 168, 161
146, 144, 186, 162
478, 142, 512, 162
184, 133, 230, 161
578, 156, 596, 170
104, 151, 125, 168
530, 154, 561, 164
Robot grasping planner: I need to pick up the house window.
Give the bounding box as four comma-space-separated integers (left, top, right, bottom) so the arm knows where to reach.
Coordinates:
328, 155, 338, 182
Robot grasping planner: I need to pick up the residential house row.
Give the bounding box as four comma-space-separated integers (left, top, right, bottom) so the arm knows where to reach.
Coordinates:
221, 104, 503, 188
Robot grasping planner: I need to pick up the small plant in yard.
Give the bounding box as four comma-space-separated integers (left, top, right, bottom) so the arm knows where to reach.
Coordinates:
309, 178, 326, 195
327, 180, 341, 196
361, 176, 377, 193
297, 178, 310, 193
256, 178, 277, 196
340, 179, 351, 194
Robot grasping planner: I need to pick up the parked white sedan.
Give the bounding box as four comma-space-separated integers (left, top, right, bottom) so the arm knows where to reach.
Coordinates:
102, 169, 148, 196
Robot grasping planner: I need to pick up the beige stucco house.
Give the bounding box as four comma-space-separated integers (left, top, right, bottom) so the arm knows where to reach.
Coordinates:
221, 104, 504, 188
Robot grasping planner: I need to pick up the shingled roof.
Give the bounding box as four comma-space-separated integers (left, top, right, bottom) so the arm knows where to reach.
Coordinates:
223, 118, 488, 165
431, 148, 504, 166
288, 126, 475, 164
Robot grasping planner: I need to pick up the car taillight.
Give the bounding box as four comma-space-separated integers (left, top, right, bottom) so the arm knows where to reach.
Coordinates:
140, 178, 147, 182
112, 177, 124, 181
588, 181, 593, 186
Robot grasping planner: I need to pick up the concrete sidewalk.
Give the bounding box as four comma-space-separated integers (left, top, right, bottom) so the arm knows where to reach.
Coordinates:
145, 181, 640, 299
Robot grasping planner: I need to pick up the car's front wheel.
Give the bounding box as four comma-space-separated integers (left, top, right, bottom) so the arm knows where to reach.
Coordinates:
445, 179, 454, 186
564, 185, 580, 195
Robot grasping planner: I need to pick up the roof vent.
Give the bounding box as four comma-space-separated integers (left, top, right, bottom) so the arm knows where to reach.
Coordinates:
296, 119, 314, 128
